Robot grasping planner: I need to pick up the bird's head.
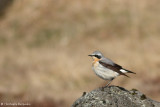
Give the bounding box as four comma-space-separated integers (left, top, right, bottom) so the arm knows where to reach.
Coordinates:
88, 51, 104, 60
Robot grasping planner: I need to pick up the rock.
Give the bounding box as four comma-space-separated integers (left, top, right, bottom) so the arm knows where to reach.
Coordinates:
72, 85, 160, 107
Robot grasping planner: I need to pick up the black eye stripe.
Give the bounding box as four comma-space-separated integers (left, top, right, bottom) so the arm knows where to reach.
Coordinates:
95, 55, 101, 59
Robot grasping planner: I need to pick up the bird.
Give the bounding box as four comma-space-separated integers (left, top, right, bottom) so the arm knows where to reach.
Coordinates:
88, 51, 136, 87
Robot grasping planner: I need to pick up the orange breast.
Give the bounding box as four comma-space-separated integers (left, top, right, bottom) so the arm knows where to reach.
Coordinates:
93, 57, 100, 65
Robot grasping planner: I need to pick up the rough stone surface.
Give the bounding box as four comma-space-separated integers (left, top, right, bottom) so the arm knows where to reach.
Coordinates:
72, 85, 160, 107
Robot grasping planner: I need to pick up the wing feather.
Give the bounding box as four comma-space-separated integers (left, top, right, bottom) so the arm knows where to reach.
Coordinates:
99, 61, 129, 77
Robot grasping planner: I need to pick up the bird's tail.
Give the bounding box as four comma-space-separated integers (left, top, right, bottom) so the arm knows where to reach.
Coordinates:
120, 69, 136, 74
123, 69, 136, 74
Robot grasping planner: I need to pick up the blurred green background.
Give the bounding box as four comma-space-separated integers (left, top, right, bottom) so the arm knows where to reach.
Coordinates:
0, 0, 160, 106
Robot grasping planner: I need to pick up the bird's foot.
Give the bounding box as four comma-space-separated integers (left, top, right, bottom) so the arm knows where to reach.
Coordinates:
100, 87, 105, 91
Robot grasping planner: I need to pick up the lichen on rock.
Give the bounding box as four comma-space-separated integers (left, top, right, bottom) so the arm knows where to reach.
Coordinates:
72, 85, 160, 107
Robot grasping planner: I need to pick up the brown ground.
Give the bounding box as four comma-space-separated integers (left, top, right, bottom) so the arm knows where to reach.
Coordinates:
0, 0, 160, 107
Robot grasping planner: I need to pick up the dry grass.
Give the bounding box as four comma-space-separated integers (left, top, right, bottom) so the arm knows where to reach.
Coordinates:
0, 0, 160, 107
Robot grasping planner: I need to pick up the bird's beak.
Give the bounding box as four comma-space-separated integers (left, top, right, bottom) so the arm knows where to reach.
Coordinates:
88, 55, 93, 57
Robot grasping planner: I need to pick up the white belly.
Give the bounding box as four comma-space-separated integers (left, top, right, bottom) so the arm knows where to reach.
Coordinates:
92, 62, 119, 80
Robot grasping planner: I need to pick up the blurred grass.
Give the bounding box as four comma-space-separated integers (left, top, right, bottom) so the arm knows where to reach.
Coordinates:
0, 0, 13, 18
0, 0, 160, 107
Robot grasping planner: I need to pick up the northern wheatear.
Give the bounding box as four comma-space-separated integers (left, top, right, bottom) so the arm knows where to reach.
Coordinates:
88, 51, 136, 87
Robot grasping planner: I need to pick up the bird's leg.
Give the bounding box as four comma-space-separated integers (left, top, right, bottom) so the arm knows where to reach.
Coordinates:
105, 78, 114, 88
100, 78, 114, 91
105, 80, 112, 87
100, 79, 113, 91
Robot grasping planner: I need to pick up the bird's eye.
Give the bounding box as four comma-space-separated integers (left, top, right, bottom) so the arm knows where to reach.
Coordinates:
95, 55, 101, 59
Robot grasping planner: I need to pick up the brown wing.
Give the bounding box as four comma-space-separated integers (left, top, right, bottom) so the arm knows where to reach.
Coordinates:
99, 61, 129, 77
